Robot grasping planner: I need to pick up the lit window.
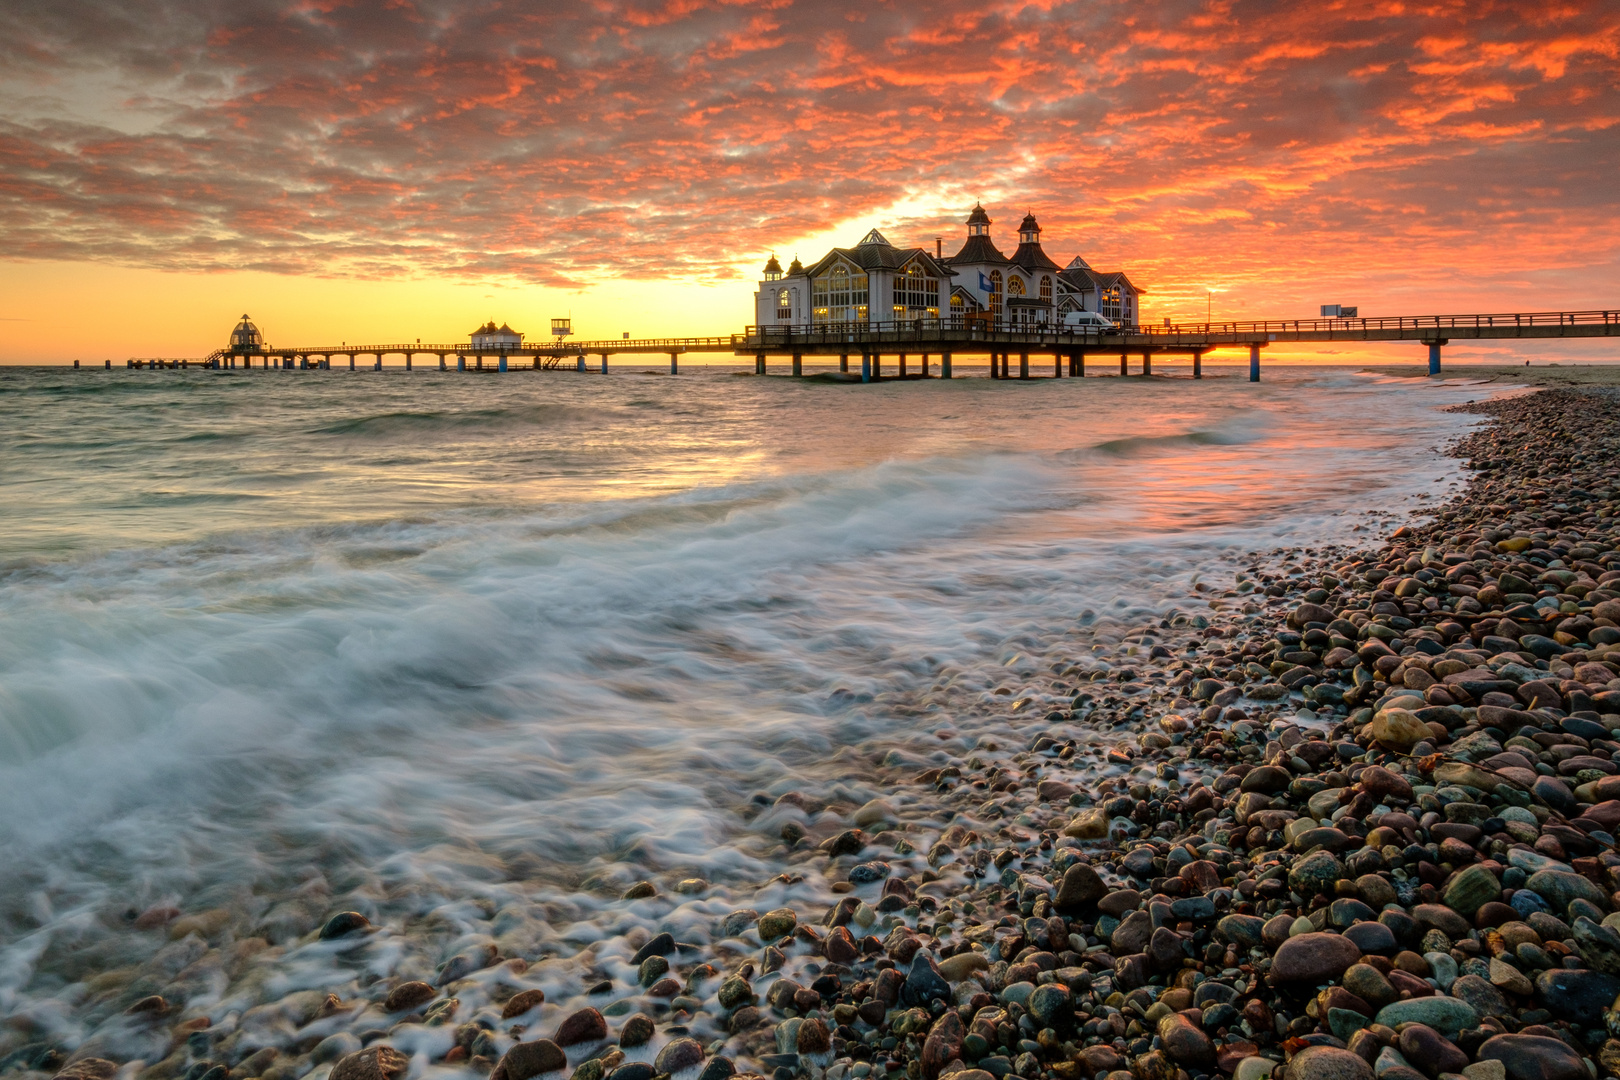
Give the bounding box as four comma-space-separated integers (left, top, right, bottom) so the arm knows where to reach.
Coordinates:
989, 270, 1002, 317
1007, 276, 1025, 297
1040, 276, 1052, 302
811, 263, 869, 323
1100, 285, 1123, 322
892, 262, 937, 317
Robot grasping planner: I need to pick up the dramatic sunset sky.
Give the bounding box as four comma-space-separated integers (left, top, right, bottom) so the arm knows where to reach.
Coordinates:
1, 0, 1616, 363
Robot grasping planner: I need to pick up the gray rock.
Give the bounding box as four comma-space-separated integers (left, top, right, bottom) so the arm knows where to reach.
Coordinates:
1281, 1046, 1373, 1080
1025, 984, 1072, 1030
319, 912, 372, 940
1524, 870, 1607, 916
1441, 865, 1500, 920
1448, 974, 1510, 1019
900, 952, 950, 1007
554, 1008, 608, 1047
496, 1041, 567, 1080
330, 1047, 409, 1080
1372, 995, 1478, 1036
1111, 910, 1152, 954
654, 1038, 706, 1074
1571, 916, 1620, 975
1156, 1013, 1214, 1067
1476, 1033, 1588, 1080
1533, 966, 1620, 1025
1270, 932, 1361, 984
1288, 851, 1345, 896
1217, 914, 1265, 948
1053, 863, 1106, 910
1341, 921, 1397, 955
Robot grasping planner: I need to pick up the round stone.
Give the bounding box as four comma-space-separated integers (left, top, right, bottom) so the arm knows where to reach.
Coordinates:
1282, 1046, 1373, 1080
1270, 932, 1361, 984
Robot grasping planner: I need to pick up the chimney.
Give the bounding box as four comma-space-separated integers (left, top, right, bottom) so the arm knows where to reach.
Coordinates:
935, 236, 943, 259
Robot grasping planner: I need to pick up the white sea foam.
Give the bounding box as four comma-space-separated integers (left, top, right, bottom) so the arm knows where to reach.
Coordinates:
0, 364, 1496, 1057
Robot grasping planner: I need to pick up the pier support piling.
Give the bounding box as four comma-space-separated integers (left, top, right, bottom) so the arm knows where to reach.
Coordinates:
1019, 351, 1029, 380
1193, 351, 1202, 379
899, 353, 907, 378
1074, 351, 1086, 377
670, 352, 679, 374
1142, 353, 1151, 376
792, 351, 802, 377
756, 352, 766, 375
1054, 353, 1062, 378
873, 353, 883, 379
500, 356, 509, 373
839, 353, 849, 373
1249, 344, 1260, 382
439, 355, 446, 371
1120, 353, 1128, 376
922, 353, 930, 377
601, 354, 609, 374
942, 352, 952, 379
1428, 341, 1443, 375
861, 351, 871, 383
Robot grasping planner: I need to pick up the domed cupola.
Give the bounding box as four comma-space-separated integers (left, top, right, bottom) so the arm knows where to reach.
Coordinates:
230, 314, 264, 351
764, 254, 783, 281
788, 255, 804, 275
1018, 212, 1041, 245
966, 203, 991, 237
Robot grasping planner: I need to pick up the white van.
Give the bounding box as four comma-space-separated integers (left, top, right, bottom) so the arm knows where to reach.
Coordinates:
1061, 310, 1117, 331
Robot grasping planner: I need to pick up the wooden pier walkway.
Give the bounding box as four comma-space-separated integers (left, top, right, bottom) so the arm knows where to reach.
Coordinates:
116, 308, 1620, 380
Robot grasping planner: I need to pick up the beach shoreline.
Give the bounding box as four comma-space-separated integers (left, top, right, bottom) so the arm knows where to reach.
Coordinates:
10, 381, 1620, 1080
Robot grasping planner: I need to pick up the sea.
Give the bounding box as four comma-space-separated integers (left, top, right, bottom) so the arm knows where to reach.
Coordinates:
0, 362, 1490, 1054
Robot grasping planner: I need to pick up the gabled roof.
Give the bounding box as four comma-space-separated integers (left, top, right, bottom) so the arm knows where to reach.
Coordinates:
950, 285, 983, 310
803, 235, 953, 278
1057, 265, 1100, 291
1058, 265, 1146, 296
948, 234, 1009, 265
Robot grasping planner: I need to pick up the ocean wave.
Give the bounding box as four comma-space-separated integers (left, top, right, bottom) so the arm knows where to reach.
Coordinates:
312, 403, 624, 437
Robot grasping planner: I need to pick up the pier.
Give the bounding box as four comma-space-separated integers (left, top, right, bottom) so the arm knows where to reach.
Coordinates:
123, 308, 1620, 381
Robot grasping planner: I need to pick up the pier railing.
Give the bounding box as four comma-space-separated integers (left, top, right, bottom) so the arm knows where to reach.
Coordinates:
1140, 309, 1620, 337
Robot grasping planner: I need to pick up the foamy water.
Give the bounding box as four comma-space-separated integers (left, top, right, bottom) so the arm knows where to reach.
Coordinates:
0, 363, 1491, 1062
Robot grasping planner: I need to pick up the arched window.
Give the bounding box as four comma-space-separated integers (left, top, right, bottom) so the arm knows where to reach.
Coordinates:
777, 288, 791, 322
893, 263, 938, 319
988, 270, 1002, 317
812, 263, 869, 323
1007, 276, 1025, 297
1040, 276, 1052, 302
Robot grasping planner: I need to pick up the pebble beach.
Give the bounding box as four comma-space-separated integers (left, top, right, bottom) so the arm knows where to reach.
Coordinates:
11, 376, 1620, 1080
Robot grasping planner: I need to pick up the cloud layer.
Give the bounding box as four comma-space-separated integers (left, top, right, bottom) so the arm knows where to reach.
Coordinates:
1, 0, 1617, 309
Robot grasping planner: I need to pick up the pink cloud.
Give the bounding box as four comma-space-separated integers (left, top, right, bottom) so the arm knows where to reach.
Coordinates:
0, 0, 1612, 315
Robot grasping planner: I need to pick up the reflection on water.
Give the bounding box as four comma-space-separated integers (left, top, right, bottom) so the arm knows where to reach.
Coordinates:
0, 363, 1488, 1049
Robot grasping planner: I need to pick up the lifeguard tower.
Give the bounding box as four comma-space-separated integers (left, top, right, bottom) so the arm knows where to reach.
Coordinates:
551, 318, 573, 340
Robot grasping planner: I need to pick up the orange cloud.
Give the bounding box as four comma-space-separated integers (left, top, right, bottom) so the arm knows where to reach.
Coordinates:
0, 0, 1612, 337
